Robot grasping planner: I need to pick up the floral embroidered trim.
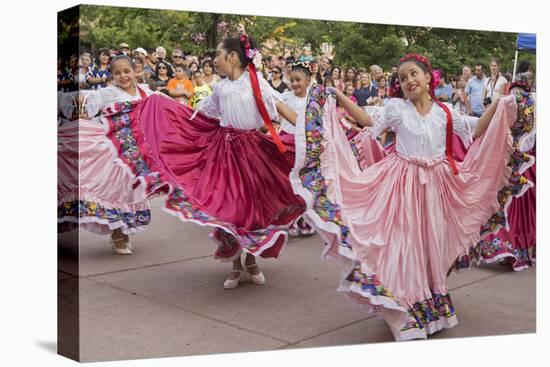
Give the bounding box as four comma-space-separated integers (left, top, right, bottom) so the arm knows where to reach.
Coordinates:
58, 200, 151, 228
345, 264, 456, 333
451, 237, 536, 272
480, 90, 535, 237
401, 293, 456, 332
104, 99, 301, 253
300, 85, 352, 248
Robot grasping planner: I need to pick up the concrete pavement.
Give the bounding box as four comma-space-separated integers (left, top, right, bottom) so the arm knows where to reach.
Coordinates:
58, 198, 536, 362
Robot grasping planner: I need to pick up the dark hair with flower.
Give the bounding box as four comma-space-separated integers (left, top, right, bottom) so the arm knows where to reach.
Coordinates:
291, 61, 312, 77
507, 80, 531, 93
398, 53, 460, 175
396, 53, 440, 99
239, 33, 260, 62
221, 34, 260, 68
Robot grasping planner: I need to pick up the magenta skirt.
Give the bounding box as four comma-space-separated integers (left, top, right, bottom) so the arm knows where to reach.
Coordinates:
477, 159, 535, 271
103, 95, 305, 261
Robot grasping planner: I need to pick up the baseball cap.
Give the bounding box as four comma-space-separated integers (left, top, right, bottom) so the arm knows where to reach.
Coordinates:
134, 47, 147, 56
155, 46, 167, 54
119, 42, 130, 49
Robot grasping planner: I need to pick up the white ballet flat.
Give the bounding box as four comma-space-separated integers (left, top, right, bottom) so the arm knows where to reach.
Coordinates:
245, 264, 265, 285
109, 237, 132, 255
224, 269, 245, 289
124, 236, 133, 251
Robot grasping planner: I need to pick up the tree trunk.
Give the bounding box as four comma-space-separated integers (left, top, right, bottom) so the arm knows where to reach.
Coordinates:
207, 14, 220, 50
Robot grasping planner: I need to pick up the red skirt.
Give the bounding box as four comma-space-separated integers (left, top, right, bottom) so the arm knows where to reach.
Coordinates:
103, 95, 305, 261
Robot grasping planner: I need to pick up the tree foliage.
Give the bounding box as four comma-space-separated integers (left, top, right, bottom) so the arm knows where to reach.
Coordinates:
75, 5, 534, 75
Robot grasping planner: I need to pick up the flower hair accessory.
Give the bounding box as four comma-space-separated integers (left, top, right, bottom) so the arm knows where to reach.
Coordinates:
399, 53, 459, 176
292, 61, 312, 73
239, 33, 260, 61
239, 33, 262, 68
400, 53, 438, 93
508, 80, 531, 93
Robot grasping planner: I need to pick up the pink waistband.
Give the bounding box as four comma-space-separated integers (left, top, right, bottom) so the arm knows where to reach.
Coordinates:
397, 153, 446, 168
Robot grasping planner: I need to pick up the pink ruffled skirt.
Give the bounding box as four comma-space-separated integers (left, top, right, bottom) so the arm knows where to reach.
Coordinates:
291, 86, 534, 340
58, 119, 151, 234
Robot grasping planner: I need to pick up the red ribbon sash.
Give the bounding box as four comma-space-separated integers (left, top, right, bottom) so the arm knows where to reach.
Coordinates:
438, 102, 459, 175
248, 63, 287, 153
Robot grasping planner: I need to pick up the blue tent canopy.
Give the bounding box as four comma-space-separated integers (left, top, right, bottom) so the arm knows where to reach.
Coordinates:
517, 33, 536, 52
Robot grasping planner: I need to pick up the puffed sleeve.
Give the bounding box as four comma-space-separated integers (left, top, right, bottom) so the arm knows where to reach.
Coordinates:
137, 83, 154, 97
450, 104, 478, 148
83, 87, 118, 117
258, 72, 282, 120
369, 98, 403, 137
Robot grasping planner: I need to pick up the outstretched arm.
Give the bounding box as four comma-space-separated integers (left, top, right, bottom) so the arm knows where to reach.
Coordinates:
333, 88, 373, 127
276, 101, 298, 125
473, 96, 500, 138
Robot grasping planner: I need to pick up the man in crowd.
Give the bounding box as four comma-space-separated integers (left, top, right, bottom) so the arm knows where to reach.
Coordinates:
119, 42, 131, 56
320, 56, 332, 81
464, 63, 487, 117
172, 49, 186, 68
155, 46, 168, 63
145, 48, 158, 76
370, 65, 384, 88
462, 65, 473, 81
434, 70, 453, 102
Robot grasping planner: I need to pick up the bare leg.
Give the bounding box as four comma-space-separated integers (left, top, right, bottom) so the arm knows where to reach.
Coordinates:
110, 228, 132, 255
227, 255, 245, 280
244, 253, 265, 285
244, 253, 260, 275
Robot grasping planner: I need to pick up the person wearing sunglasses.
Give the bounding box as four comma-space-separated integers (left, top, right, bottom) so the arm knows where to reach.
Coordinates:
171, 49, 185, 68
153, 60, 173, 94
267, 66, 289, 93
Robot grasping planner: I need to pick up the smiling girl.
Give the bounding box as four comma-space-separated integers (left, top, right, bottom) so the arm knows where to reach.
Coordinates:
103, 35, 306, 290
290, 53, 534, 340
58, 55, 156, 254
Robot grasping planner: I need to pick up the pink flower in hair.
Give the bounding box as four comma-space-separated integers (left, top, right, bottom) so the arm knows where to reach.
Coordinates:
239, 33, 258, 60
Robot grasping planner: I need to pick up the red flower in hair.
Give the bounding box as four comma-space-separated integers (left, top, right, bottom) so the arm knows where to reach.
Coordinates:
508, 81, 531, 93
239, 33, 259, 61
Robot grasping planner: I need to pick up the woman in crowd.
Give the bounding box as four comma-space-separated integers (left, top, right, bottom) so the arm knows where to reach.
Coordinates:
202, 59, 221, 88
86, 48, 111, 90
268, 66, 289, 93
152, 60, 173, 94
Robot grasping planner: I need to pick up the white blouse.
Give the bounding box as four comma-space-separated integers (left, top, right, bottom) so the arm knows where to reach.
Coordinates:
84, 84, 154, 117
279, 90, 308, 134
196, 71, 282, 130
366, 98, 478, 159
